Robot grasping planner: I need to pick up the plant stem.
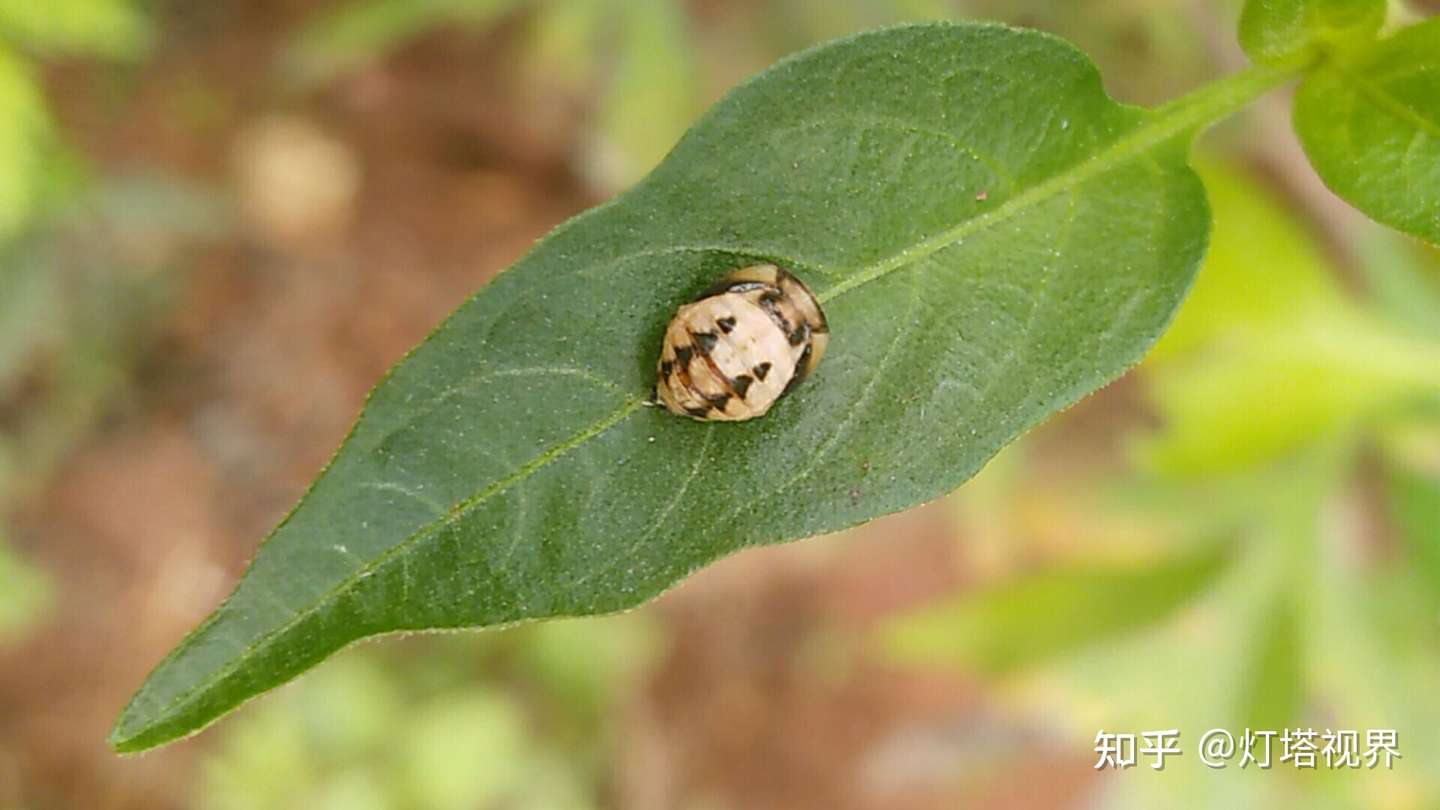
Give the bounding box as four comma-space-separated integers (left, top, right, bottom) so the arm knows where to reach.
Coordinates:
1150, 59, 1315, 138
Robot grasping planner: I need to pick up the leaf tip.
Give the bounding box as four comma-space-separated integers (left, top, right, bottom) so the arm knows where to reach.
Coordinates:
106, 718, 147, 755
107, 691, 182, 755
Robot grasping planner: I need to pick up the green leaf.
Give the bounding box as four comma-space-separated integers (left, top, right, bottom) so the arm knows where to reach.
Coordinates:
0, 44, 51, 241
113, 22, 1260, 752
1140, 309, 1440, 475
1138, 164, 1440, 476
1236, 592, 1305, 730
1356, 235, 1440, 339
586, 0, 699, 189
0, 0, 152, 58
522, 0, 606, 87
1294, 18, 1440, 244
0, 536, 52, 640
1388, 463, 1440, 598
883, 542, 1232, 674
1147, 160, 1344, 364
1238, 0, 1386, 66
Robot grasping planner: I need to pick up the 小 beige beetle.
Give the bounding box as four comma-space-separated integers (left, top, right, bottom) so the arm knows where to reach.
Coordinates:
655, 264, 829, 421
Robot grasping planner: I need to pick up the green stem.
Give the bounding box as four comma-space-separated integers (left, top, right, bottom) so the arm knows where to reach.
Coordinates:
1150, 59, 1315, 137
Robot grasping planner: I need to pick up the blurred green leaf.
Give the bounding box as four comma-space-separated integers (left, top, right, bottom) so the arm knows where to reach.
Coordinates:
309, 773, 389, 810
1140, 164, 1440, 476
1148, 161, 1344, 363
0, 44, 51, 241
1236, 592, 1305, 730
1141, 310, 1440, 474
0, 0, 152, 58
294, 655, 404, 761
1294, 18, 1440, 244
587, 0, 698, 189
401, 692, 529, 809
289, 0, 524, 83
111, 21, 1267, 752
1357, 234, 1440, 339
0, 538, 51, 640
199, 704, 317, 810
200, 647, 600, 810
515, 615, 656, 724
0, 173, 226, 509
1238, 0, 1386, 66
1388, 463, 1440, 598
524, 0, 607, 87
883, 542, 1232, 673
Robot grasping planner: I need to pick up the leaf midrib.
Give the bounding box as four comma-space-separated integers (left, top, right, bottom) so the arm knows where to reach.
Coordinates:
821, 98, 1245, 303
121, 62, 1297, 744
116, 394, 647, 743
1332, 62, 1440, 141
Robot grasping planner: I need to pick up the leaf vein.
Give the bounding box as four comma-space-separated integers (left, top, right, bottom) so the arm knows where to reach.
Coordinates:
812, 88, 1232, 305
1336, 64, 1440, 140
358, 481, 448, 517
141, 395, 649, 725
573, 423, 717, 588
790, 112, 1017, 187
718, 271, 923, 531
972, 190, 1077, 409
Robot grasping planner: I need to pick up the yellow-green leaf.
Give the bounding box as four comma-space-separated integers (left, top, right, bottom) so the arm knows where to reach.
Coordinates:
1238, 0, 1386, 66
0, 45, 50, 241
884, 543, 1232, 674
0, 0, 152, 58
1295, 18, 1440, 244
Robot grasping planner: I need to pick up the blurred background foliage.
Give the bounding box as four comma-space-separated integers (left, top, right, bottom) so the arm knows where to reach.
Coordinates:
883, 158, 1440, 807
0, 0, 170, 658
1, 1, 1438, 809
198, 618, 656, 810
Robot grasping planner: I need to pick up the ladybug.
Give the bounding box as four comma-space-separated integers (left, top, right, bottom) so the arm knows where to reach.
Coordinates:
655, 264, 829, 421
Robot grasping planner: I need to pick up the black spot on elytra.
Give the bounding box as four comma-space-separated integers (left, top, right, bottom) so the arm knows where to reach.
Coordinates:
706, 392, 731, 410
788, 323, 810, 346
659, 360, 674, 377
717, 316, 736, 334
754, 362, 771, 381
782, 344, 813, 397
732, 374, 754, 398
675, 346, 694, 366
693, 331, 719, 352
684, 404, 712, 418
